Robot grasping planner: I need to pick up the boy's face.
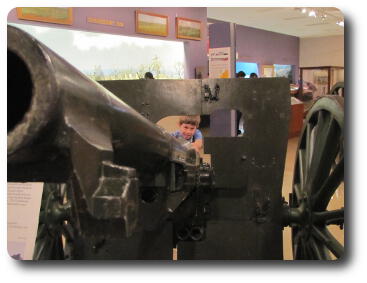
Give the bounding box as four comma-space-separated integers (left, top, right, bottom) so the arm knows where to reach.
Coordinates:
179, 123, 197, 140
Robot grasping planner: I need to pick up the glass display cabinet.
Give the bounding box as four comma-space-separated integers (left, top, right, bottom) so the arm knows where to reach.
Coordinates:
300, 66, 344, 98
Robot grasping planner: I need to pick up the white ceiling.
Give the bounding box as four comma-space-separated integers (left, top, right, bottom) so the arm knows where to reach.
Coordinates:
207, 7, 344, 38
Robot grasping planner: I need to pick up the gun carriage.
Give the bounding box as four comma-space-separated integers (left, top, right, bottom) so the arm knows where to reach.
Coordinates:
7, 26, 344, 260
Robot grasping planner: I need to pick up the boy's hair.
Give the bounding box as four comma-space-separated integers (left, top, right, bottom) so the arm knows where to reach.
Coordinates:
144, 72, 154, 79
236, 71, 246, 78
179, 115, 201, 127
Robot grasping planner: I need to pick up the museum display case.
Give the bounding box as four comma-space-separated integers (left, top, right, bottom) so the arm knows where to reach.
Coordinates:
300, 66, 344, 98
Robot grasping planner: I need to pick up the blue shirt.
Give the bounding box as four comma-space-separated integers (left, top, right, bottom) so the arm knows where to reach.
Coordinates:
171, 129, 203, 143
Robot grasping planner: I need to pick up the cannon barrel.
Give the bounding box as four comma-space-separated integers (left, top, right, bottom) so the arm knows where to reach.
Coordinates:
7, 25, 203, 239
7, 25, 197, 181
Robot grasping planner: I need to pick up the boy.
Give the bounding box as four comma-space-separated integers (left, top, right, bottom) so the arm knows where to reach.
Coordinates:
171, 115, 203, 152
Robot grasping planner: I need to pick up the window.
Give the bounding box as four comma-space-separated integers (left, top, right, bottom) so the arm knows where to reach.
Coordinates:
236, 62, 259, 78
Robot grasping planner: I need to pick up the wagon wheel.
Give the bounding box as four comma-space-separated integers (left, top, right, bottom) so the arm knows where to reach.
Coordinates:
330, 81, 344, 97
289, 95, 344, 260
33, 183, 73, 260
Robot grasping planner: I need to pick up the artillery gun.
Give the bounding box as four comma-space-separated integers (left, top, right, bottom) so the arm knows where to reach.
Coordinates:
7, 25, 344, 260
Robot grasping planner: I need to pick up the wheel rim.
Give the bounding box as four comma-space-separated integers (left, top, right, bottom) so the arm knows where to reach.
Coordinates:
330, 81, 344, 97
290, 96, 344, 260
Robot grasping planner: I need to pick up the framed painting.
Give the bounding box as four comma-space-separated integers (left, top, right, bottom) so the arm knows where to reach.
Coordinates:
16, 7, 73, 25
176, 17, 202, 40
135, 10, 168, 37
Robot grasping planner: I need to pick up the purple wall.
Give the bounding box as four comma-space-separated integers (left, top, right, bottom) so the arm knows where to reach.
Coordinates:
7, 7, 208, 79
209, 22, 231, 48
235, 24, 299, 81
209, 21, 299, 81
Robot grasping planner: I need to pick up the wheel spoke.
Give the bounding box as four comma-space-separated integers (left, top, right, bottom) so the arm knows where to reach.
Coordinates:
305, 123, 312, 181
308, 237, 322, 259
301, 236, 309, 259
305, 245, 314, 259
312, 226, 344, 258
36, 223, 47, 239
322, 245, 332, 260
292, 230, 302, 259
33, 232, 60, 260
313, 208, 344, 225
33, 235, 48, 260
309, 236, 330, 260
294, 183, 302, 203
306, 113, 341, 194
298, 149, 306, 190
313, 158, 344, 210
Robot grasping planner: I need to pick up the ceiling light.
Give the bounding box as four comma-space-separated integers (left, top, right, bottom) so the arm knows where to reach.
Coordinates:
297, 7, 344, 27
308, 10, 316, 17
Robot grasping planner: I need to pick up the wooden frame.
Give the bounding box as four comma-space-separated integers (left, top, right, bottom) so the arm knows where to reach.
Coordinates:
176, 17, 202, 40
261, 65, 275, 77
16, 7, 73, 25
135, 10, 168, 37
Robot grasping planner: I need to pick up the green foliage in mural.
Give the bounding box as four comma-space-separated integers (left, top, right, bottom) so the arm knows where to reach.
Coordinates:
87, 56, 183, 81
